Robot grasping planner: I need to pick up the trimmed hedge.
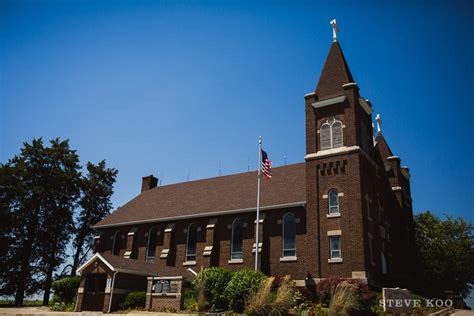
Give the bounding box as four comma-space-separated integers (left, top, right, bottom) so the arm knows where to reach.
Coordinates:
51, 276, 80, 304
120, 291, 146, 309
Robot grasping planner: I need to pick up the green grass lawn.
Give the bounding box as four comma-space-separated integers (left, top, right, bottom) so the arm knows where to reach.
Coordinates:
0, 299, 43, 307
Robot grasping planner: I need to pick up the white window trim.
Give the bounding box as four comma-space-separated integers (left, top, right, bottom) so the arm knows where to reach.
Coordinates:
282, 212, 296, 258
280, 256, 297, 262
319, 118, 344, 152
329, 235, 342, 261
328, 189, 340, 215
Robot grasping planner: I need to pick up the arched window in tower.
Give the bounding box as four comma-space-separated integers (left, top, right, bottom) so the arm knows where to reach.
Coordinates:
320, 118, 343, 151
332, 121, 343, 148
328, 190, 340, 214
146, 227, 157, 263
282, 213, 296, 257
231, 218, 243, 260
112, 230, 121, 256
320, 123, 331, 150
360, 122, 369, 153
185, 223, 197, 262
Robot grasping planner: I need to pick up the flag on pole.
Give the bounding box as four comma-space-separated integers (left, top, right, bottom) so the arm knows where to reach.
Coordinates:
261, 149, 272, 179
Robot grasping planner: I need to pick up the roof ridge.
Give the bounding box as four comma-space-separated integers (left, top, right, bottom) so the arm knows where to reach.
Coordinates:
146, 162, 305, 191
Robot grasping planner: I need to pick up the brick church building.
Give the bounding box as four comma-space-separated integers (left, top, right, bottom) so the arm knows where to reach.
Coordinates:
75, 26, 416, 312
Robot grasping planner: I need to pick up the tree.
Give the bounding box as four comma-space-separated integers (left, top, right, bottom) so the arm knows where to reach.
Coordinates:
70, 160, 117, 276
36, 139, 81, 306
414, 211, 474, 298
0, 139, 73, 305
0, 138, 116, 306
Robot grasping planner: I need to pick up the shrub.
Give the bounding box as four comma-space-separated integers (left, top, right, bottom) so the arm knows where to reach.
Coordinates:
192, 267, 234, 310
51, 276, 80, 304
184, 288, 199, 312
328, 281, 360, 315
224, 269, 266, 312
49, 301, 75, 312
316, 276, 374, 310
246, 275, 295, 316
120, 291, 146, 310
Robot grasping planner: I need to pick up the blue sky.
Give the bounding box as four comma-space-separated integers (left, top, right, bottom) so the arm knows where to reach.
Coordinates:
1, 0, 473, 224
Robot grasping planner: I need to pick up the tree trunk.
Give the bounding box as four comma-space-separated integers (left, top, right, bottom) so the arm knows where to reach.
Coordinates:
15, 220, 36, 306
70, 225, 86, 276
42, 263, 54, 306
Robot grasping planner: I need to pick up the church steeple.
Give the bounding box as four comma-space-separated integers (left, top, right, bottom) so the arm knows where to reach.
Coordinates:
315, 25, 354, 99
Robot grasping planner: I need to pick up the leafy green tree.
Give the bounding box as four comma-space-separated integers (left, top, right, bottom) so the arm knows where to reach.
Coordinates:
36, 139, 81, 306
415, 211, 474, 298
0, 138, 117, 306
0, 139, 75, 305
70, 161, 117, 276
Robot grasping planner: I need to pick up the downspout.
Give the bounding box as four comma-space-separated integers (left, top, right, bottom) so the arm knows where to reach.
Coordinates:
108, 271, 118, 313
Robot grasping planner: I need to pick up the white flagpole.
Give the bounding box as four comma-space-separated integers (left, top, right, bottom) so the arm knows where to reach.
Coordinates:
255, 136, 262, 271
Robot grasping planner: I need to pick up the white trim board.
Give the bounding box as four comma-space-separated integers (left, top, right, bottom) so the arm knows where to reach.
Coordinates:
311, 95, 346, 109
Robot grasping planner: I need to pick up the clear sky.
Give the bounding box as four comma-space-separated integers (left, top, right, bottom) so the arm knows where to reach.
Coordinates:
1, 0, 473, 224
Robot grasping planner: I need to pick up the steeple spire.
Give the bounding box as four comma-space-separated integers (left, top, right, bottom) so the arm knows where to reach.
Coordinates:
314, 23, 354, 98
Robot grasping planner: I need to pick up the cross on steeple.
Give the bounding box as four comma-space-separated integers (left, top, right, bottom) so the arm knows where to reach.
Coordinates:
375, 114, 382, 134
330, 19, 339, 42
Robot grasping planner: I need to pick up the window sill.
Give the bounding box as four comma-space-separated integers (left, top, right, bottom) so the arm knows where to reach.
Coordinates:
152, 292, 179, 297
182, 261, 196, 266
228, 259, 243, 264
328, 258, 343, 263
280, 256, 297, 262
327, 213, 341, 218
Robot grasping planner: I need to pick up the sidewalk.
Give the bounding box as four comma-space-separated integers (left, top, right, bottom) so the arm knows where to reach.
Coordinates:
0, 307, 193, 316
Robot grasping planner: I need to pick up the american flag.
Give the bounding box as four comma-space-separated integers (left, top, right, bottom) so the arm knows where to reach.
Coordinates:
261, 149, 272, 179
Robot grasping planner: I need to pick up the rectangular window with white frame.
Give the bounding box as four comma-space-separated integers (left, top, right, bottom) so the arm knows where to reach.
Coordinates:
329, 235, 341, 259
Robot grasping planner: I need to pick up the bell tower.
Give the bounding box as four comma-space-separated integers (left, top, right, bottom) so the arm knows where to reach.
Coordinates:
304, 19, 375, 281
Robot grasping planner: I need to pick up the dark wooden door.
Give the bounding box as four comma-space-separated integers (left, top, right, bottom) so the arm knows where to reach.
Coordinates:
83, 274, 107, 311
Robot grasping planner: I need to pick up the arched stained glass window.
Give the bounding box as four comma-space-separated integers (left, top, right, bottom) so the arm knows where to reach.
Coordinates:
231, 218, 243, 260
146, 227, 157, 263
282, 213, 296, 257
185, 223, 197, 262
319, 118, 343, 150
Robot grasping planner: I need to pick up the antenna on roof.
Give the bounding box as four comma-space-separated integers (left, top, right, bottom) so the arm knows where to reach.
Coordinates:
283, 153, 287, 166
219, 160, 222, 176
186, 168, 190, 182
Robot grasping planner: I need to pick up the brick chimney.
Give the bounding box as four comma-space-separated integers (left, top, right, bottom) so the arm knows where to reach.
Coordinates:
141, 175, 158, 193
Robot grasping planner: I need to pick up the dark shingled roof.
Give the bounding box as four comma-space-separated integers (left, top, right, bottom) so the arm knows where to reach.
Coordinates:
95, 163, 306, 228
96, 252, 158, 275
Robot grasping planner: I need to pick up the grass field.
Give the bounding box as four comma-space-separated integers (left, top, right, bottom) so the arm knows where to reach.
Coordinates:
0, 299, 43, 307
